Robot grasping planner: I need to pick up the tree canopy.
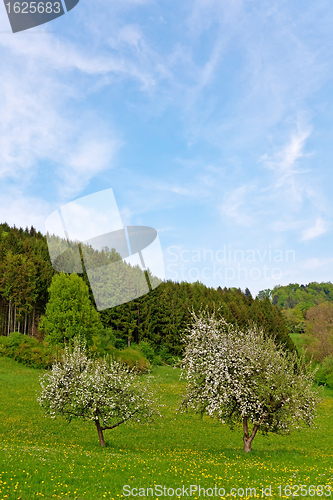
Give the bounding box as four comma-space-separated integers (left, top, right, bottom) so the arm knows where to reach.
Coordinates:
180, 312, 320, 452
303, 302, 333, 362
39, 274, 103, 345
38, 342, 159, 446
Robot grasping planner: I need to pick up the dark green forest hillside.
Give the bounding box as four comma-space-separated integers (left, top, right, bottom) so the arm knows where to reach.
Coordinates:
0, 223, 294, 356
99, 281, 294, 355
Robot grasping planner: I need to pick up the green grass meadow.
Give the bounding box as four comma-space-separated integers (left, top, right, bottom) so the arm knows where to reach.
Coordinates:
0, 357, 333, 500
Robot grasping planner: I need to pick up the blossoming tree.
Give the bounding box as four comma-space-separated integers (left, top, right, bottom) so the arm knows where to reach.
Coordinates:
180, 312, 320, 452
38, 342, 159, 447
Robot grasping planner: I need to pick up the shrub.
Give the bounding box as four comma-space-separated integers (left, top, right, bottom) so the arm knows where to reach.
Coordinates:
89, 336, 150, 373
136, 340, 155, 363
152, 354, 163, 366
116, 348, 150, 373
0, 332, 56, 369
0, 331, 150, 373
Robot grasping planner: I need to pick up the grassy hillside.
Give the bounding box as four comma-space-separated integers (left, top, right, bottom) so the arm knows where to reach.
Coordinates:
0, 357, 333, 499
289, 333, 304, 355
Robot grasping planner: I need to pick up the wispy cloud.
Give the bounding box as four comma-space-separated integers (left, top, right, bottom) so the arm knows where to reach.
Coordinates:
301, 218, 329, 241
220, 185, 255, 227
0, 66, 120, 197
218, 119, 328, 240
0, 2, 175, 204
261, 121, 312, 204
58, 131, 122, 198
300, 257, 333, 269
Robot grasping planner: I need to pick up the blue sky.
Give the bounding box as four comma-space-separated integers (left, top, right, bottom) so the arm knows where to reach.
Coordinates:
1, 0, 333, 296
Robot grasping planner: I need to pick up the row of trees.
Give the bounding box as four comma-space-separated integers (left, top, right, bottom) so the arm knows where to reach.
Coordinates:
270, 282, 333, 310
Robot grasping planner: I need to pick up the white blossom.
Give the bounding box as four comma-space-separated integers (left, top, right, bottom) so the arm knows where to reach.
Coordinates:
179, 311, 321, 451
38, 340, 160, 446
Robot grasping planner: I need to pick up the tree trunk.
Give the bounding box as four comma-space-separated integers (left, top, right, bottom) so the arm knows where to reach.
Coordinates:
7, 300, 11, 336
14, 305, 16, 332
95, 419, 106, 447
24, 313, 27, 335
243, 436, 252, 452
32, 305, 35, 336
242, 416, 259, 453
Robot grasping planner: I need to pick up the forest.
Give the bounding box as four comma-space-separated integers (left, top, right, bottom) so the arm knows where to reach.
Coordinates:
1, 221, 333, 387
0, 222, 294, 361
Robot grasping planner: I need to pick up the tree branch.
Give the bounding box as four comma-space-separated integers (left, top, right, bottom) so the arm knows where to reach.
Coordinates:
101, 408, 140, 431
249, 424, 259, 442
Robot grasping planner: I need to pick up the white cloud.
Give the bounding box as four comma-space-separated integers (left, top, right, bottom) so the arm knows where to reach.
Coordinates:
0, 70, 66, 181
0, 190, 51, 232
301, 218, 329, 241
0, 0, 179, 201
0, 66, 120, 198
59, 133, 122, 197
264, 128, 310, 174
138, 177, 210, 200
261, 121, 312, 204
220, 185, 254, 227
187, 0, 243, 35
0, 31, 158, 88
300, 257, 333, 270
157, 226, 174, 233
217, 119, 328, 236
0, 28, 136, 203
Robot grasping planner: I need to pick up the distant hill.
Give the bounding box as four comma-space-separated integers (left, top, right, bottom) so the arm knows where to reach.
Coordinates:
258, 282, 333, 334
271, 282, 333, 309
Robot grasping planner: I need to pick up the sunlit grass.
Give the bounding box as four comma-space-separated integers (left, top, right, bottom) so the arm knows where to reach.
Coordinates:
0, 357, 332, 499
